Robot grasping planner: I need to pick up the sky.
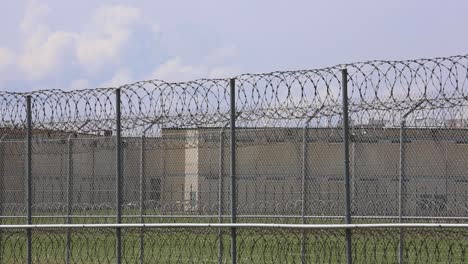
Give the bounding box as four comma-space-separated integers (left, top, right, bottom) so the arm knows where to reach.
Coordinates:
0, 0, 467, 92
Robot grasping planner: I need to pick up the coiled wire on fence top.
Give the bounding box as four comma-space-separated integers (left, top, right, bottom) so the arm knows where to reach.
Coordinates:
0, 54, 467, 133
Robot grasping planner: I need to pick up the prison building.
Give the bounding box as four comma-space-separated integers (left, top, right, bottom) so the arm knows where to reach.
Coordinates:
1, 127, 468, 217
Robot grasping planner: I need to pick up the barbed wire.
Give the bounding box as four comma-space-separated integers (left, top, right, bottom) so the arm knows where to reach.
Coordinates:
2, 198, 468, 220
0, 225, 466, 263
0, 54, 467, 133
2, 54, 468, 263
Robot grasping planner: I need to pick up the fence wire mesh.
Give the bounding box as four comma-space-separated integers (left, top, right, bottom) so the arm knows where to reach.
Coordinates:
0, 225, 467, 264
1, 54, 468, 263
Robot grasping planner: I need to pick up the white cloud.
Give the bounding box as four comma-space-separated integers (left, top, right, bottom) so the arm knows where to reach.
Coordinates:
18, 1, 78, 80
208, 66, 239, 79
14, 2, 236, 87
0, 48, 14, 72
20, 0, 50, 33
150, 57, 238, 82
76, 5, 142, 74
150, 44, 239, 82
151, 57, 203, 82
0, 47, 15, 83
17, 2, 148, 80
69, 79, 90, 90
100, 67, 133, 87
19, 31, 77, 80
202, 44, 238, 65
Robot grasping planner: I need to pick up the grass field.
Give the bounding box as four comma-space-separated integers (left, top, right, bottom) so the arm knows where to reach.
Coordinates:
0, 222, 467, 263
0, 210, 466, 263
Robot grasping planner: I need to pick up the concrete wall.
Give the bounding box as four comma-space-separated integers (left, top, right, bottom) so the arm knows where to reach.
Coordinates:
189, 128, 468, 217
1, 128, 468, 218
0, 141, 25, 210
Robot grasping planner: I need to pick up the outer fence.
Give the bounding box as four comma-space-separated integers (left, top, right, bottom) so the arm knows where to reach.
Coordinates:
1, 54, 468, 263
0, 223, 467, 263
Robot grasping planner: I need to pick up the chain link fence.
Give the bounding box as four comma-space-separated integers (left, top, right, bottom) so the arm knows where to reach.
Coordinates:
0, 224, 467, 263
1, 54, 468, 262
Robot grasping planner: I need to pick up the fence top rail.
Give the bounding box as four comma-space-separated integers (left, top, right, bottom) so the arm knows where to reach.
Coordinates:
1, 223, 468, 229
2, 215, 468, 220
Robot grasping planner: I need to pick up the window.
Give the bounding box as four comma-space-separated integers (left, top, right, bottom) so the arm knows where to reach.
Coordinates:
150, 178, 161, 201
190, 191, 197, 209
204, 167, 219, 179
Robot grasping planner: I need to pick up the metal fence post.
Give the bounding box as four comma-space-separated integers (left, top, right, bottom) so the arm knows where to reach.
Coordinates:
341, 68, 352, 264
66, 134, 73, 264
91, 140, 96, 205
115, 88, 122, 264
230, 78, 237, 264
301, 120, 309, 264
0, 134, 6, 215
351, 141, 356, 214
219, 124, 227, 264
0, 134, 8, 264
399, 119, 405, 264
140, 123, 155, 264
140, 132, 145, 264
398, 99, 425, 264
65, 121, 88, 264
26, 95, 32, 264
301, 108, 323, 263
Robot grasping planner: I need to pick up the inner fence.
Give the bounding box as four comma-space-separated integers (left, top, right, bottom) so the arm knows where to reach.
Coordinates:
1, 54, 468, 263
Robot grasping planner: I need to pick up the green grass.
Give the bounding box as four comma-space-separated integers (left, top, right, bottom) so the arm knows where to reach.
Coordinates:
0, 225, 467, 263
0, 214, 467, 263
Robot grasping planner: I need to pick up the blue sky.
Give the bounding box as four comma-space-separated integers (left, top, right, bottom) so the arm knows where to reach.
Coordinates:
0, 0, 467, 92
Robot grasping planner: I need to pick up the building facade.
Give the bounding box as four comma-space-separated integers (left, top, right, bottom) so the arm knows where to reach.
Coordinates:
1, 127, 468, 218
